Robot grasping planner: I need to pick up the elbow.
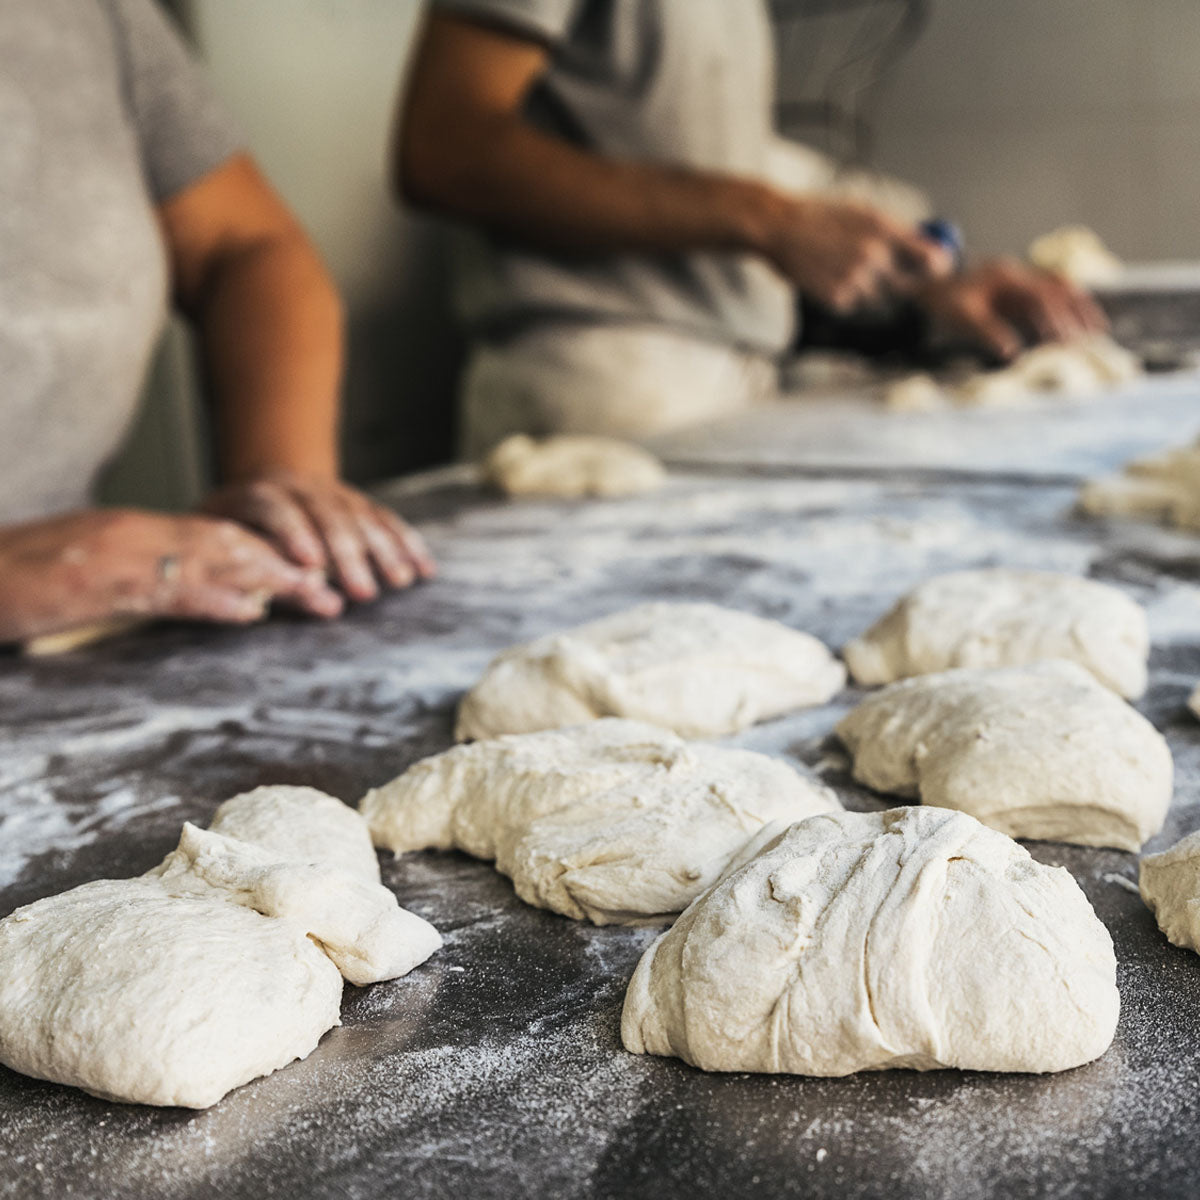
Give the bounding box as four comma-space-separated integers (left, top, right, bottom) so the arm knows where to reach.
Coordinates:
393, 121, 461, 213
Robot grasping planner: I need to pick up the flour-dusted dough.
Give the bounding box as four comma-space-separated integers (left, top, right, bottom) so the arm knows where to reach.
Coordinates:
0, 789, 441, 1107
484, 434, 666, 498
361, 719, 840, 925
456, 603, 846, 741
208, 785, 381, 882
1190, 684, 1200, 721
1140, 829, 1200, 952
843, 568, 1149, 699
1080, 438, 1200, 532
836, 661, 1172, 850
622, 807, 1119, 1075
1028, 225, 1123, 287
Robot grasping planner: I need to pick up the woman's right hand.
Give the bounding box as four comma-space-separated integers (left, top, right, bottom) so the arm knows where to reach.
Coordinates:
0, 508, 344, 645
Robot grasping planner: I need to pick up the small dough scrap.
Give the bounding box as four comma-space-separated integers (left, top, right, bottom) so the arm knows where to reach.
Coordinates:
1140, 830, 1200, 952
0, 879, 344, 1108
361, 719, 840, 925
1190, 684, 1200, 721
1028, 225, 1123, 287
622, 807, 1119, 1075
1079, 439, 1200, 532
208, 785, 381, 883
456, 602, 846, 741
23, 618, 145, 657
884, 373, 948, 412
843, 568, 1148, 699
484, 434, 666, 498
836, 661, 1171, 851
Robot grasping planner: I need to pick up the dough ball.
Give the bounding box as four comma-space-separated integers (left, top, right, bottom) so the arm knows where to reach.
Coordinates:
456, 602, 846, 741
622, 807, 1119, 1075
884, 373, 948, 412
1028, 225, 1123, 287
1190, 684, 1200, 721
484, 434, 665, 498
1140, 830, 1200, 951
0, 879, 344, 1108
1079, 440, 1200, 532
843, 568, 1148, 699
207, 785, 381, 883
836, 660, 1171, 851
361, 719, 840, 925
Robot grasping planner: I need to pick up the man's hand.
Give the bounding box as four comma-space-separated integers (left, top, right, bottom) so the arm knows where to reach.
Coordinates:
203, 472, 436, 603
917, 258, 1109, 361
0, 509, 344, 645
750, 195, 953, 313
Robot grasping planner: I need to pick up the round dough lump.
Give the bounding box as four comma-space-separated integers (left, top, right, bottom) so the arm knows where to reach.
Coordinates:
622, 807, 1119, 1075
1080, 439, 1200, 533
843, 568, 1148, 699
0, 879, 344, 1108
456, 602, 846, 741
361, 719, 840, 925
1139, 829, 1200, 952
484, 434, 665, 498
836, 660, 1171, 851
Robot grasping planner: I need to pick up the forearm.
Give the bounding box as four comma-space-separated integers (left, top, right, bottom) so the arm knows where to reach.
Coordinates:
198, 234, 344, 482
402, 115, 784, 261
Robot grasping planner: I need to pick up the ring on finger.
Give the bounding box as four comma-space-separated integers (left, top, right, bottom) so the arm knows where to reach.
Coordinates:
156, 555, 181, 584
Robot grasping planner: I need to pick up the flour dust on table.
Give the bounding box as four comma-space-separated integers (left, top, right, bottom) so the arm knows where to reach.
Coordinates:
362, 719, 839, 925
0, 787, 440, 1108
837, 661, 1172, 851
455, 601, 846, 741
623, 807, 1119, 1076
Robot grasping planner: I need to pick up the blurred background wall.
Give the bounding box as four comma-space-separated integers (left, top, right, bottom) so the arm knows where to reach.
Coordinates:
102, 0, 1200, 507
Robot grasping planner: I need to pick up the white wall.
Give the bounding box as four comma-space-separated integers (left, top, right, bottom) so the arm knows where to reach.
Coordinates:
870, 0, 1200, 261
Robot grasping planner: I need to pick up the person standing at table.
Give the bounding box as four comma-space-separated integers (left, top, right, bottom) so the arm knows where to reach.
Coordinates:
0, 0, 435, 646
394, 0, 1107, 457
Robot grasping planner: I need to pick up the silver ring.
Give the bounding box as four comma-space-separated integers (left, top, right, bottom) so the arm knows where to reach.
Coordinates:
156, 555, 181, 584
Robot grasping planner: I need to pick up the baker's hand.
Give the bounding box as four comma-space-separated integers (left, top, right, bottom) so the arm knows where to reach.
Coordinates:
917, 258, 1109, 361
758, 195, 953, 312
0, 509, 344, 644
203, 471, 436, 603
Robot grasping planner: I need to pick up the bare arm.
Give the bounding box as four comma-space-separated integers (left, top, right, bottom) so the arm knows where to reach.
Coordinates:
396, 14, 947, 311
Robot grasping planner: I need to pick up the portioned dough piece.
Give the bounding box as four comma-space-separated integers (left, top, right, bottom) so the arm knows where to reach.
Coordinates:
207, 785, 381, 883
884, 373, 948, 412
485, 434, 666, 498
455, 602, 846, 741
1140, 829, 1200, 951
1079, 441, 1200, 532
836, 661, 1171, 850
361, 719, 840, 925
1190, 684, 1200, 721
1028, 225, 1122, 287
843, 568, 1148, 699
622, 807, 1119, 1075
0, 878, 344, 1108
156, 825, 442, 985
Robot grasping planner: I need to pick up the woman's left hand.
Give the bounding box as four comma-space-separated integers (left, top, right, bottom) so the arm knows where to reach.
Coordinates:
204, 471, 436, 603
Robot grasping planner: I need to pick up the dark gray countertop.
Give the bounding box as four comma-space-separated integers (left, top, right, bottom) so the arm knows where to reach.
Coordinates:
5, 407, 1200, 1197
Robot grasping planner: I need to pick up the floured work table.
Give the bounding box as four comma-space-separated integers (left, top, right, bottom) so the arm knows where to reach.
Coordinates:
4, 341, 1200, 1199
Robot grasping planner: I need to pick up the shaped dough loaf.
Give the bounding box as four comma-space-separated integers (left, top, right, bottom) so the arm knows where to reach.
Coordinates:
456, 602, 846, 741
622, 807, 1119, 1075
1140, 830, 1200, 953
0, 788, 440, 1107
843, 568, 1148, 699
1080, 439, 1200, 533
836, 661, 1171, 850
484, 434, 666, 498
361, 719, 840, 925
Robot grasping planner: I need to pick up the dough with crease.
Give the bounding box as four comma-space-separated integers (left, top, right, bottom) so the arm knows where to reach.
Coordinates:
1079, 437, 1200, 532
843, 567, 1148, 699
361, 719, 840, 925
1140, 829, 1200, 952
456, 602, 846, 741
622, 807, 1119, 1075
484, 434, 665, 498
836, 660, 1171, 850
0, 788, 440, 1107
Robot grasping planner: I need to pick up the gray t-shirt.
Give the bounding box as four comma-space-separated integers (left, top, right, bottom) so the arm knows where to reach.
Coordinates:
432, 0, 795, 355
0, 0, 242, 522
